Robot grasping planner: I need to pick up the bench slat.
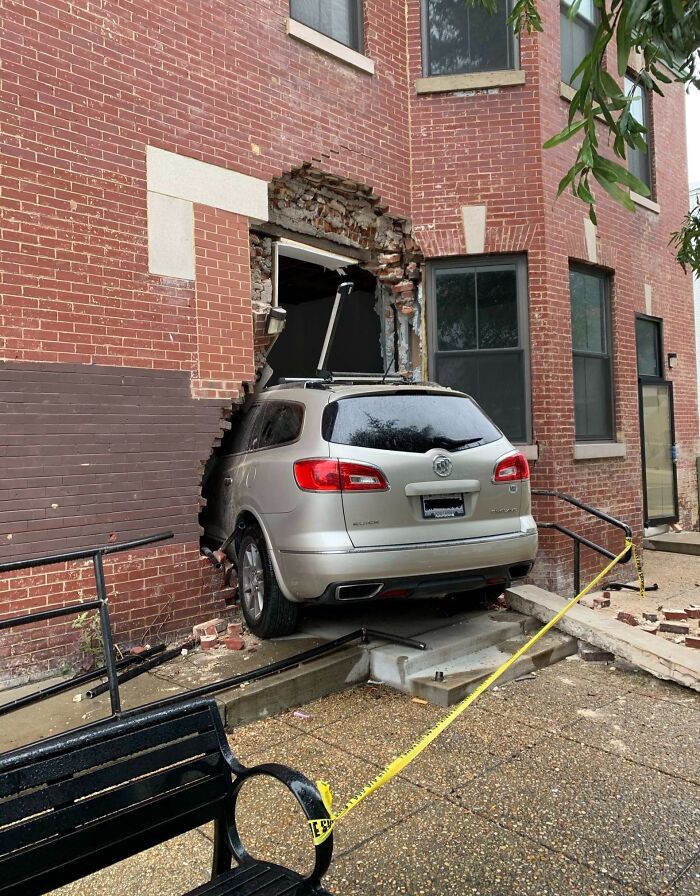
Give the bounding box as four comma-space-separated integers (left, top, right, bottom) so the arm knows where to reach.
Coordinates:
187, 863, 322, 896
0, 772, 230, 896
0, 705, 215, 798
0, 728, 221, 829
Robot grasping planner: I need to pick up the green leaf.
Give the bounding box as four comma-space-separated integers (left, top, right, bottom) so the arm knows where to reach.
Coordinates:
592, 169, 637, 211
543, 118, 587, 148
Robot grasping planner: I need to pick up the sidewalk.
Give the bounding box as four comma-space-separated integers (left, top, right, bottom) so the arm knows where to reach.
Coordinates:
53, 658, 699, 896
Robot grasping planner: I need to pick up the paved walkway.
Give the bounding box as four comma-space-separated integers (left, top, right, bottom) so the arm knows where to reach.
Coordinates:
53, 659, 699, 896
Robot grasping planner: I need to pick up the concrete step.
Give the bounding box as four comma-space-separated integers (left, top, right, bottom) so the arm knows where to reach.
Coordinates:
369, 610, 536, 685
407, 631, 577, 707
507, 584, 700, 691
643, 532, 700, 555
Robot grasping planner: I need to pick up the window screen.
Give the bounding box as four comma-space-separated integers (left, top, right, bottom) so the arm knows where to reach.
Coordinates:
424, 0, 515, 76
290, 0, 362, 50
570, 267, 614, 441
431, 260, 529, 442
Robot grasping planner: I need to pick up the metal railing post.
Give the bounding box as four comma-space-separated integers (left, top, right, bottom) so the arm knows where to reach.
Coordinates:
573, 540, 580, 598
93, 552, 122, 715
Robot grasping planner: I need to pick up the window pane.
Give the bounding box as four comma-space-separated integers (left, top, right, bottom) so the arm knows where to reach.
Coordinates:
258, 402, 304, 449
636, 318, 661, 378
573, 355, 613, 440
625, 76, 651, 189
436, 351, 526, 442
477, 269, 518, 348
560, 8, 595, 86
290, 0, 358, 49
571, 270, 605, 353
427, 0, 511, 76
436, 270, 476, 351
561, 0, 596, 24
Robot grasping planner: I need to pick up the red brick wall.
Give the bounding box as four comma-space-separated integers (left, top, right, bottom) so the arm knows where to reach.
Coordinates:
0, 0, 696, 680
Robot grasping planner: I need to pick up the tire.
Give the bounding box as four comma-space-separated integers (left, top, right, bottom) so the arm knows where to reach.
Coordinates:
237, 524, 300, 638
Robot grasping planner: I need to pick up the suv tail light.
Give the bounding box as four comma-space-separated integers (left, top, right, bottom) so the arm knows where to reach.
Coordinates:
294, 459, 388, 492
493, 451, 530, 483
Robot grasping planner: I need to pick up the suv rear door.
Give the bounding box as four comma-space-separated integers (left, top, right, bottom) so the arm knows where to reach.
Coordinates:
323, 391, 525, 548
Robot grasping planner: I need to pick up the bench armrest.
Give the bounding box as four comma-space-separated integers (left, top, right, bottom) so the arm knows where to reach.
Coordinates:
229, 762, 333, 887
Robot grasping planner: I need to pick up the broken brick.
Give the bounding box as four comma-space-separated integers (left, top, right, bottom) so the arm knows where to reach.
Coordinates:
193, 618, 226, 641
593, 595, 611, 608
685, 635, 700, 649
640, 623, 659, 635
662, 608, 688, 621
222, 636, 245, 651
642, 612, 658, 623
659, 621, 690, 635
684, 605, 700, 619
227, 622, 243, 636
200, 634, 219, 650
616, 612, 640, 626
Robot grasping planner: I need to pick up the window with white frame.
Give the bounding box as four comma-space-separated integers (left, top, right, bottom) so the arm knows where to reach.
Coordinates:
624, 74, 653, 194
570, 265, 615, 441
422, 0, 516, 77
290, 0, 363, 51
560, 0, 597, 87
429, 257, 530, 443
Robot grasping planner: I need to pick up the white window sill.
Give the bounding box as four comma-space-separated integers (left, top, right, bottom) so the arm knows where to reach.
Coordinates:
416, 69, 525, 94
574, 442, 627, 460
559, 81, 577, 102
630, 191, 660, 214
286, 18, 375, 75
514, 443, 539, 462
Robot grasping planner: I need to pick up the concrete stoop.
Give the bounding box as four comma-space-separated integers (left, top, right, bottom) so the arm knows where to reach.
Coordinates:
643, 531, 700, 555
507, 584, 700, 692
368, 610, 577, 707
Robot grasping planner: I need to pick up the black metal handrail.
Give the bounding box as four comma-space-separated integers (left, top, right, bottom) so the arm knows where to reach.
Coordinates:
532, 489, 632, 596
0, 531, 174, 717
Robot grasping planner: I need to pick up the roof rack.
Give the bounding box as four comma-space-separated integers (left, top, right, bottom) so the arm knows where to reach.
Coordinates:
276, 372, 414, 389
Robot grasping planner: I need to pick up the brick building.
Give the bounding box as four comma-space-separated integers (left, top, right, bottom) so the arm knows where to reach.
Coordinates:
1, 0, 697, 683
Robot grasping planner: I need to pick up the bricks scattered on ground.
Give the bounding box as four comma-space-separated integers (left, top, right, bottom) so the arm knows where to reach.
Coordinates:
594, 594, 611, 608
129, 646, 148, 655
659, 621, 690, 635
200, 634, 219, 650
578, 640, 615, 662
616, 612, 640, 626
226, 623, 243, 636
662, 608, 688, 621
643, 612, 659, 623
685, 635, 700, 649
192, 618, 227, 641
685, 605, 700, 619
640, 623, 659, 635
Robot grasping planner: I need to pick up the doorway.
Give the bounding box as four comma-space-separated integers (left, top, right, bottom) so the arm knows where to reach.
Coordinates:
636, 315, 679, 525
265, 243, 384, 385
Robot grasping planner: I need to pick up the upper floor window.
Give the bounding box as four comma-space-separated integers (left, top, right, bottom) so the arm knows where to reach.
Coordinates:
560, 0, 597, 87
570, 265, 614, 441
423, 0, 516, 77
429, 256, 530, 443
625, 74, 653, 194
290, 0, 363, 51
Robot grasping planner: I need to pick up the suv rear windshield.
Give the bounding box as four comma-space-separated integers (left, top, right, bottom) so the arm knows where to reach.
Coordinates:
322, 392, 501, 453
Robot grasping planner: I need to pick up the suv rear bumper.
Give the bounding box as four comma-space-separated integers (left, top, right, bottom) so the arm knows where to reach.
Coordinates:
274, 530, 538, 602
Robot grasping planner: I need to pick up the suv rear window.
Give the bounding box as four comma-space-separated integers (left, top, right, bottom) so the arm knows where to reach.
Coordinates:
322, 392, 501, 453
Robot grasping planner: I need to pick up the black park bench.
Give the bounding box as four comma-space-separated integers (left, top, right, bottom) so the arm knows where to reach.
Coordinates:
0, 698, 333, 896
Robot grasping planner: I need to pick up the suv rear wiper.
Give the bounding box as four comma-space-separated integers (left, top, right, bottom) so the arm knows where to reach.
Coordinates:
429, 436, 484, 450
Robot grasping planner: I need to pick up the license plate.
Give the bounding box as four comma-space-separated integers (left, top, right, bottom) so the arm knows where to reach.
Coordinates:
421, 493, 465, 519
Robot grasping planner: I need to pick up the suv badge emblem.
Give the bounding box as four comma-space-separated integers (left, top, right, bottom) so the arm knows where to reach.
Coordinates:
433, 455, 453, 478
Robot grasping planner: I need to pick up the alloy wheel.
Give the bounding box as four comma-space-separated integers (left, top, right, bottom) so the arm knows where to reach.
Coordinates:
240, 541, 265, 622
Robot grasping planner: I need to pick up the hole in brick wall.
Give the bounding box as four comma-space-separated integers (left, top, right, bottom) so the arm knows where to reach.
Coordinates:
266, 256, 382, 384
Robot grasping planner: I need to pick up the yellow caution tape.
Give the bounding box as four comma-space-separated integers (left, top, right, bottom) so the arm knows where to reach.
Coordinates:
309, 537, 637, 845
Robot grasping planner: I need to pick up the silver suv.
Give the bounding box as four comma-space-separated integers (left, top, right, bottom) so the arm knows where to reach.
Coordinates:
203, 382, 537, 637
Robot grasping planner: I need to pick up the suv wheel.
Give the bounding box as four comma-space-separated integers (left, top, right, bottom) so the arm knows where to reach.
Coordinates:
237, 524, 300, 638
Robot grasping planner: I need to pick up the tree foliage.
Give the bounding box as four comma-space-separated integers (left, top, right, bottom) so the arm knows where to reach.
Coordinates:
471, 0, 700, 273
